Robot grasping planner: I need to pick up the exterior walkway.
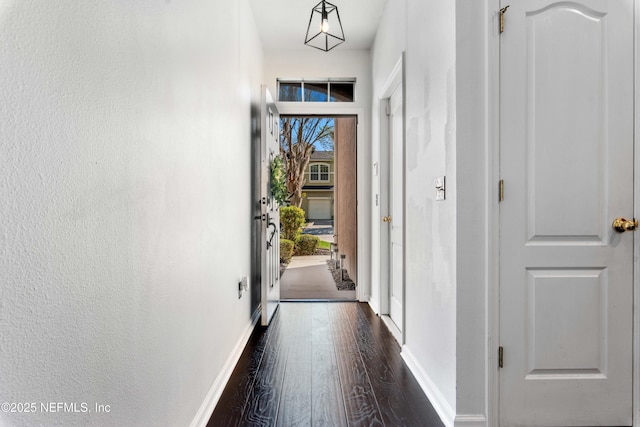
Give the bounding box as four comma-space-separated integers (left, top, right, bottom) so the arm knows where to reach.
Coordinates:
280, 255, 355, 300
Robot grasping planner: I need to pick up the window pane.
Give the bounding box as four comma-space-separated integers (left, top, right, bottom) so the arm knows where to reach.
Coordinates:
304, 83, 328, 102
320, 165, 329, 173
310, 164, 318, 181
330, 83, 354, 102
279, 82, 302, 101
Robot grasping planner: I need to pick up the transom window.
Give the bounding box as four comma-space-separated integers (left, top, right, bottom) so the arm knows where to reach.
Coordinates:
278, 79, 355, 102
309, 163, 330, 182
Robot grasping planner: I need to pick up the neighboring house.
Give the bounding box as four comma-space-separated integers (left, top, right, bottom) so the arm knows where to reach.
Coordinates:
300, 150, 334, 220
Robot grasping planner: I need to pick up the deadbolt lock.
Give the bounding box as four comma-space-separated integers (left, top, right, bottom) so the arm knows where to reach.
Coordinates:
382, 216, 392, 223
612, 217, 638, 233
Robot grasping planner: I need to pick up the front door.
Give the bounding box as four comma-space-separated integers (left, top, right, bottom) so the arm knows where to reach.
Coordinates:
499, 1, 634, 425
260, 86, 281, 326
389, 85, 404, 331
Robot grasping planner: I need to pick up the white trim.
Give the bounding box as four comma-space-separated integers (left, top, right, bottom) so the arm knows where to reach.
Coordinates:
368, 298, 380, 315
375, 54, 405, 342
401, 345, 455, 427
487, 1, 501, 426
454, 415, 488, 427
380, 314, 402, 344
189, 310, 260, 427
634, 0, 640, 424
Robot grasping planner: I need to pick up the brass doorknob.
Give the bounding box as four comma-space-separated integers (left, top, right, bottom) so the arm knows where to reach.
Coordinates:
612, 217, 638, 232
382, 216, 392, 223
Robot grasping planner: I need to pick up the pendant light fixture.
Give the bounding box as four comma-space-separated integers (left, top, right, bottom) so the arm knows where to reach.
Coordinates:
304, 1, 345, 52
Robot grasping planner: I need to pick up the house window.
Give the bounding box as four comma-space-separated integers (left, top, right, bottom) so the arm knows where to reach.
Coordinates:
309, 163, 330, 182
278, 79, 355, 102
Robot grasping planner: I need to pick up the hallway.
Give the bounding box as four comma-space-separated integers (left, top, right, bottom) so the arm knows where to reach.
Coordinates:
208, 302, 443, 426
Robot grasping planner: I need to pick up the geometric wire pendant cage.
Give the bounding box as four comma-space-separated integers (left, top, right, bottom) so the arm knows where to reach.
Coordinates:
304, 0, 345, 52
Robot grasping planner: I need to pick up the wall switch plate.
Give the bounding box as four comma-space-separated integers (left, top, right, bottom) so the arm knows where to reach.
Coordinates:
238, 276, 248, 299
435, 176, 446, 201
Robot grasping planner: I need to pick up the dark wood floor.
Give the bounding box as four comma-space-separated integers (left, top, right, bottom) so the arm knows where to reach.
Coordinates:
208, 302, 444, 427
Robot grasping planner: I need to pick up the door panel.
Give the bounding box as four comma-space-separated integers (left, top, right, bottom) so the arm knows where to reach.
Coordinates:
499, 1, 633, 425
389, 85, 403, 331
260, 86, 280, 326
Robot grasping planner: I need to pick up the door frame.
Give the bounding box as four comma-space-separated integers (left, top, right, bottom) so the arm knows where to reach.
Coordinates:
487, 1, 640, 425
276, 105, 366, 301
376, 54, 405, 343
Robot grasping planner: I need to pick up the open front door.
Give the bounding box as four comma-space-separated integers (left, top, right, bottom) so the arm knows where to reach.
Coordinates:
260, 86, 281, 326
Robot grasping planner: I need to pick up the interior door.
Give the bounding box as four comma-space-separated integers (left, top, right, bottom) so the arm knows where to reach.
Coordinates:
499, 1, 634, 425
260, 85, 281, 326
389, 85, 404, 331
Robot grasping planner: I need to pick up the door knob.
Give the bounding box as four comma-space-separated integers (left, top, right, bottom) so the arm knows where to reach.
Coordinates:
612, 217, 638, 232
382, 216, 392, 223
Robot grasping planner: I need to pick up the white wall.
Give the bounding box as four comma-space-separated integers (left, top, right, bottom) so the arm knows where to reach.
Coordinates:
371, 0, 491, 425
263, 48, 373, 299
0, 1, 262, 426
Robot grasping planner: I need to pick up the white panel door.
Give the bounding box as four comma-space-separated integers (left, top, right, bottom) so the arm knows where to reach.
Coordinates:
260, 86, 281, 326
499, 1, 634, 425
389, 85, 403, 331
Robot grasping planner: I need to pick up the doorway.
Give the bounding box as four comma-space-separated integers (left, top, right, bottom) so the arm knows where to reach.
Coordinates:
279, 115, 358, 301
497, 1, 634, 425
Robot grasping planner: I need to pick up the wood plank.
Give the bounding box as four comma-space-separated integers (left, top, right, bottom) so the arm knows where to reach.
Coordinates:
277, 304, 312, 427
351, 303, 444, 426
239, 307, 287, 426
207, 322, 272, 426
328, 303, 384, 427
208, 302, 444, 427
311, 304, 348, 426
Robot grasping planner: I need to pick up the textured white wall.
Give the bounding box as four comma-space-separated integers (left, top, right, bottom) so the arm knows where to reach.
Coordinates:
371, 0, 458, 420
371, 0, 492, 424
0, 1, 262, 426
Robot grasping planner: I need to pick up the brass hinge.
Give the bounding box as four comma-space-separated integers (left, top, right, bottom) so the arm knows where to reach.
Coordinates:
500, 5, 510, 34
499, 346, 504, 368
499, 179, 504, 201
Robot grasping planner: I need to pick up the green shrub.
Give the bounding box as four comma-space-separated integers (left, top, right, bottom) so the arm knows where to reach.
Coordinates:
295, 234, 320, 256
280, 239, 294, 264
280, 206, 306, 241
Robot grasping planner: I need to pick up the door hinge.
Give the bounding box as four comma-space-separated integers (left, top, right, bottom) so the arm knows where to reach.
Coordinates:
499, 5, 510, 34
499, 179, 504, 201
499, 346, 504, 368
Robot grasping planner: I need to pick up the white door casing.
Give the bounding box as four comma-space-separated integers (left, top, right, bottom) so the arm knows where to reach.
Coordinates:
260, 86, 281, 326
499, 1, 634, 425
389, 85, 404, 332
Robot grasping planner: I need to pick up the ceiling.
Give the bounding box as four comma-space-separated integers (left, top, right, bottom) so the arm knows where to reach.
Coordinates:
248, 0, 388, 51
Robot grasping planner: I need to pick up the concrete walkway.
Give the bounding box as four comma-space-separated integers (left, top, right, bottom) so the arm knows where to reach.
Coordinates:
280, 255, 356, 300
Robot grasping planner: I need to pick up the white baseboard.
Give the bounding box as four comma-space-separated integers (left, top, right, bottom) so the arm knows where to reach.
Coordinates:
454, 414, 487, 427
189, 309, 260, 427
367, 297, 380, 315
380, 314, 402, 345
401, 345, 456, 427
